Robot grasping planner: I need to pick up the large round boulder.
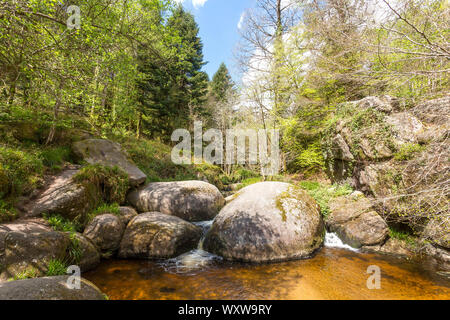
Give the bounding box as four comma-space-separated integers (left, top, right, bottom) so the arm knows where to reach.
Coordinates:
83, 214, 125, 255
118, 212, 202, 259
71, 233, 101, 272
127, 181, 225, 222
203, 182, 325, 263
0, 276, 106, 300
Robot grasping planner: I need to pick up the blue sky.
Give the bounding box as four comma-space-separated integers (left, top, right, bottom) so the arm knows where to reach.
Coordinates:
176, 0, 256, 82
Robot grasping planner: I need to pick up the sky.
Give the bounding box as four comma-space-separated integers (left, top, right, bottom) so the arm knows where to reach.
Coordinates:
175, 0, 256, 82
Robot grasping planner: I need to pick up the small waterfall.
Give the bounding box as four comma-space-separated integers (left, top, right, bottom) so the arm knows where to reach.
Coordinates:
159, 220, 222, 274
324, 232, 360, 252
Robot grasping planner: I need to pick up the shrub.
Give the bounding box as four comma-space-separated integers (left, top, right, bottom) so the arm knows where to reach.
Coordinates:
40, 146, 72, 169
74, 164, 129, 204
0, 146, 43, 198
0, 200, 17, 223
299, 181, 353, 218
394, 143, 425, 161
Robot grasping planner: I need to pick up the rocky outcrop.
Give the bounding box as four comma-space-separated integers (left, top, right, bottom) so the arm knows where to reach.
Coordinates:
29, 169, 98, 221
327, 194, 389, 248
83, 214, 125, 255
203, 182, 325, 263
0, 276, 105, 300
127, 181, 225, 222
118, 212, 202, 259
323, 95, 449, 257
73, 139, 146, 187
362, 238, 414, 258
1, 231, 71, 279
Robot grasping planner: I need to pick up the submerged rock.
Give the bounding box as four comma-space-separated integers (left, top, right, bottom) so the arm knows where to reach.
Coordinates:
203, 182, 325, 263
118, 212, 202, 259
127, 181, 225, 222
83, 214, 125, 255
0, 276, 105, 300
73, 139, 147, 187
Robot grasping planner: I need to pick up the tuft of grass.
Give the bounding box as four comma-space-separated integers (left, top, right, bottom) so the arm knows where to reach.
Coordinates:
298, 181, 353, 218
44, 213, 81, 233
73, 164, 129, 204
40, 146, 72, 169
87, 203, 120, 222
66, 233, 83, 265
46, 259, 68, 277
8, 268, 38, 281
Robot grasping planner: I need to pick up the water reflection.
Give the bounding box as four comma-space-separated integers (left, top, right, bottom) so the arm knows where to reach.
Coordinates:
85, 247, 450, 300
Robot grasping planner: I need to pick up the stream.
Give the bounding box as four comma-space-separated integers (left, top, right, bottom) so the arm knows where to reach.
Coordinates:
84, 221, 450, 300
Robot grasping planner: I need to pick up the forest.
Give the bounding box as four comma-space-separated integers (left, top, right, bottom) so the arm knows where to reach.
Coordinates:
0, 0, 448, 301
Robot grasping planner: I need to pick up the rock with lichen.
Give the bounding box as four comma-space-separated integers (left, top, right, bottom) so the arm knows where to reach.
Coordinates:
203, 182, 325, 263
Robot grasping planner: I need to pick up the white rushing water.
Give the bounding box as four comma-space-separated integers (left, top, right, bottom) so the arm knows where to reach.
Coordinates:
324, 232, 360, 252
159, 220, 222, 274
160, 223, 360, 274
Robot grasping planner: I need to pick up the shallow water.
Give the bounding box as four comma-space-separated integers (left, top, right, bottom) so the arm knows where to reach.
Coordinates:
85, 244, 450, 300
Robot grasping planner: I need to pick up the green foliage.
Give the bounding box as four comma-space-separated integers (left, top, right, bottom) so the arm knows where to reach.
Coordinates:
44, 214, 81, 233
299, 181, 353, 218
394, 143, 426, 161
88, 203, 120, 222
46, 259, 68, 277
40, 147, 72, 169
8, 269, 38, 281
73, 164, 129, 204
0, 200, 17, 223
0, 146, 43, 198
211, 63, 234, 103
389, 228, 417, 247
67, 233, 83, 266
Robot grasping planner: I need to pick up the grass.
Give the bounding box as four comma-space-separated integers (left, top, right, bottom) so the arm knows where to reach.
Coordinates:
46, 259, 68, 277
389, 228, 417, 246
40, 146, 72, 170
0, 200, 17, 223
8, 268, 39, 281
44, 213, 81, 233
87, 203, 120, 222
394, 143, 426, 161
298, 181, 353, 218
73, 164, 129, 204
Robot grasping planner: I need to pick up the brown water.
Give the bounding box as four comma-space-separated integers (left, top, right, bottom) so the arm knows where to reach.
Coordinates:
85, 247, 450, 300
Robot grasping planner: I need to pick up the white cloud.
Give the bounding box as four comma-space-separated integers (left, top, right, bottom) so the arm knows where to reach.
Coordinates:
237, 11, 246, 30
192, 0, 208, 8
173, 0, 208, 9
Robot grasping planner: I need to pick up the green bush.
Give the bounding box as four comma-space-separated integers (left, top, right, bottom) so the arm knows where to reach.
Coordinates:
0, 146, 43, 198
40, 146, 72, 169
74, 164, 129, 204
299, 181, 353, 218
0, 200, 17, 223
394, 143, 425, 161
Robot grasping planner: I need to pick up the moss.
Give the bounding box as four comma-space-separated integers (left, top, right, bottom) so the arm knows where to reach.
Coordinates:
74, 164, 129, 204
394, 143, 426, 161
